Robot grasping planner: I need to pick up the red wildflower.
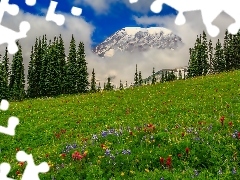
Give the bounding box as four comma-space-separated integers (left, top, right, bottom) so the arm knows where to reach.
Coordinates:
178, 153, 182, 158
159, 157, 164, 165
181, 132, 185, 137
129, 131, 133, 135
186, 147, 190, 156
238, 132, 240, 139
228, 121, 233, 127
60, 153, 66, 158
72, 151, 83, 160
18, 162, 24, 167
166, 156, 172, 168
220, 116, 225, 126
16, 170, 20, 175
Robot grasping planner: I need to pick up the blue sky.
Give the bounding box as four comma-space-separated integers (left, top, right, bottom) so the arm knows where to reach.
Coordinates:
10, 0, 177, 47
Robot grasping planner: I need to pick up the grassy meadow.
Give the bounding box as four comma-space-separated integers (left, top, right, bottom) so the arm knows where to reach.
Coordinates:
1, 70, 240, 179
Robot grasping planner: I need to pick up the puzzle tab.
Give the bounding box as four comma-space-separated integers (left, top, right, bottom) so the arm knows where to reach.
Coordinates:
130, 0, 240, 37
16, 151, 50, 180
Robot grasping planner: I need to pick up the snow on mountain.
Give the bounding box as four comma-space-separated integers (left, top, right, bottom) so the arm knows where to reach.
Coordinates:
92, 27, 183, 57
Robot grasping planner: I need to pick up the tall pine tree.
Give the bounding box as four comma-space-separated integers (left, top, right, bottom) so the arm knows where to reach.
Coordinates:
134, 64, 138, 86
90, 68, 96, 93
66, 35, 77, 94
76, 41, 89, 93
9, 41, 25, 101
152, 67, 156, 84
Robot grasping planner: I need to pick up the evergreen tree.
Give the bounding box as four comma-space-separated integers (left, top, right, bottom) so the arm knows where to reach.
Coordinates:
97, 82, 101, 92
223, 30, 231, 71
90, 68, 97, 93
125, 81, 127, 88
134, 64, 138, 86
76, 41, 89, 93
105, 77, 113, 91
164, 71, 168, 81
40, 38, 51, 96
57, 34, 67, 94
208, 39, 214, 74
1, 47, 9, 99
152, 67, 156, 84
201, 31, 209, 76
138, 71, 143, 85
0, 55, 9, 100
160, 71, 164, 83
178, 70, 182, 80
213, 39, 225, 73
66, 35, 77, 94
103, 82, 106, 90
9, 41, 25, 101
187, 45, 199, 78
27, 46, 37, 98
119, 80, 124, 90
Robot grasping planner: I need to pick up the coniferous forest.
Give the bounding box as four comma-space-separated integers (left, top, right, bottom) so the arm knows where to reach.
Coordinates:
0, 29, 240, 102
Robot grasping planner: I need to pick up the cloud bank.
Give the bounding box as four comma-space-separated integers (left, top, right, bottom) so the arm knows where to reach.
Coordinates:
0, 7, 235, 89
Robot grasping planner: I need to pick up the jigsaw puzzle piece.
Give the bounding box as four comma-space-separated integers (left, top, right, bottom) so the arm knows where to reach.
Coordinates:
0, 0, 19, 23
0, 99, 9, 111
0, 116, 19, 136
25, 0, 37, 6
0, 21, 30, 54
16, 151, 50, 180
0, 163, 15, 180
45, 0, 65, 26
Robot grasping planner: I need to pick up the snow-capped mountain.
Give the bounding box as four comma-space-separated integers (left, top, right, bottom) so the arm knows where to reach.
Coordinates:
92, 27, 183, 57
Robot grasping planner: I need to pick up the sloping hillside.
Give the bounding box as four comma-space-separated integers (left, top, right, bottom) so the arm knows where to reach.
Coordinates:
1, 70, 240, 179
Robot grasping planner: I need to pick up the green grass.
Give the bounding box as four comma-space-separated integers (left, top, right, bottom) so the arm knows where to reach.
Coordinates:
1, 70, 240, 179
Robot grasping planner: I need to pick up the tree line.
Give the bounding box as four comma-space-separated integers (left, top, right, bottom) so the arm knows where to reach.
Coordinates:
187, 30, 240, 77
0, 29, 240, 101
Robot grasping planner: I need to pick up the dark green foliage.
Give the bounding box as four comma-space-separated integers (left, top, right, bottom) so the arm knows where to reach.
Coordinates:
213, 39, 225, 73
201, 31, 209, 76
90, 68, 97, 93
97, 82, 101, 92
76, 41, 89, 93
0, 54, 9, 100
134, 64, 138, 86
66, 35, 77, 94
27, 46, 37, 98
138, 71, 143, 85
58, 34, 67, 94
119, 80, 124, 90
160, 71, 164, 83
1, 47, 10, 99
208, 39, 214, 74
105, 77, 114, 91
151, 67, 156, 84
9, 41, 25, 101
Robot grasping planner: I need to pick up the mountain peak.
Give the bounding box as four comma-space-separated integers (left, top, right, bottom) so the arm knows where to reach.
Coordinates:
93, 26, 183, 58
122, 27, 172, 36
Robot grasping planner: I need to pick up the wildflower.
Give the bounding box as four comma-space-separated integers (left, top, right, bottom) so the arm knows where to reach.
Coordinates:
129, 131, 133, 135
186, 147, 190, 156
177, 154, 182, 158
121, 172, 124, 176
60, 153, 66, 158
229, 121, 233, 127
105, 149, 111, 156
181, 132, 185, 137
145, 169, 149, 172
16, 170, 21, 175
220, 116, 225, 126
18, 162, 24, 167
218, 168, 222, 175
232, 167, 237, 174
166, 156, 172, 168
193, 169, 199, 176
92, 134, 98, 140
159, 157, 164, 165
